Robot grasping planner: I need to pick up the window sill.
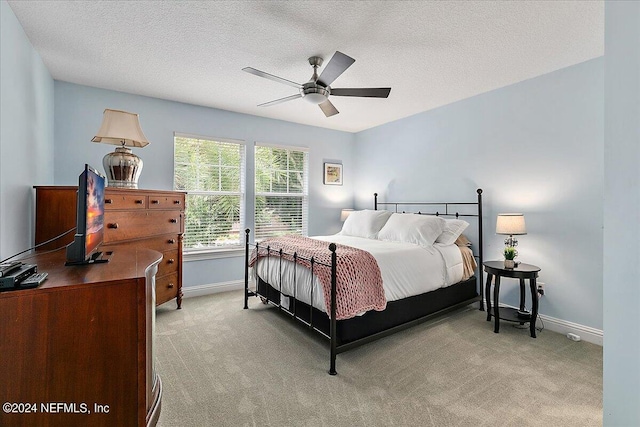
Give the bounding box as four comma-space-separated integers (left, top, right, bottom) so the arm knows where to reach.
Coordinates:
184, 247, 245, 262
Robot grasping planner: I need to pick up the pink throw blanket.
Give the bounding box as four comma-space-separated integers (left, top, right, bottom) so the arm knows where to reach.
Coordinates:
249, 235, 387, 320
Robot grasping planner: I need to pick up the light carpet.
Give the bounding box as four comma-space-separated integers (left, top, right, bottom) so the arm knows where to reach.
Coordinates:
155, 290, 602, 426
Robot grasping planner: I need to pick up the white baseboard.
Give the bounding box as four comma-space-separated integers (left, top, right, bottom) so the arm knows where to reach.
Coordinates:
493, 301, 603, 346
182, 280, 244, 299
534, 311, 603, 346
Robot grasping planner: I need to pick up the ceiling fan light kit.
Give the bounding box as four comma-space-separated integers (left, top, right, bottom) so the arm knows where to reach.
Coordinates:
301, 83, 330, 105
243, 51, 391, 117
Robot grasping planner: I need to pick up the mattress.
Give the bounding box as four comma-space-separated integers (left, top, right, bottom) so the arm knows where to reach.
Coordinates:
252, 235, 465, 314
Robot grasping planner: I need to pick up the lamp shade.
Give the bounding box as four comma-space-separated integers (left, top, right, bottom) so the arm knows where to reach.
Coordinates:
91, 109, 150, 147
340, 209, 354, 222
496, 213, 527, 235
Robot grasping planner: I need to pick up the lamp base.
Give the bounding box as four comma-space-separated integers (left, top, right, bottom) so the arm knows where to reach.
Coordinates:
103, 146, 143, 188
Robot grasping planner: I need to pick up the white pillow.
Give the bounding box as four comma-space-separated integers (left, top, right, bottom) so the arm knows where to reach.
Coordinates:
436, 219, 470, 245
340, 209, 392, 239
377, 213, 446, 247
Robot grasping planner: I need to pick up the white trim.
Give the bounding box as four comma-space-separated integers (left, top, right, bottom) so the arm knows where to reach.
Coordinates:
174, 132, 246, 145
182, 280, 244, 299
184, 247, 244, 261
495, 302, 603, 346
535, 311, 603, 346
254, 141, 309, 152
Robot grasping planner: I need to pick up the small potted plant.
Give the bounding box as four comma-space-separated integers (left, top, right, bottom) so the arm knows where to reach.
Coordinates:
503, 246, 517, 269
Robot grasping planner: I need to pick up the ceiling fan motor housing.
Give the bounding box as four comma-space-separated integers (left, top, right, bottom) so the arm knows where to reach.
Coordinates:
301, 82, 330, 104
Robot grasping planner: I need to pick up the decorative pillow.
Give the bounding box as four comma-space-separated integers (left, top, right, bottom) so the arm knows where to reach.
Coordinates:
377, 213, 445, 247
436, 219, 470, 245
340, 209, 392, 239
454, 234, 472, 247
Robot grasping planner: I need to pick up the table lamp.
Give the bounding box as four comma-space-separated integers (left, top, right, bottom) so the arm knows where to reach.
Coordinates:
496, 213, 527, 248
92, 109, 150, 188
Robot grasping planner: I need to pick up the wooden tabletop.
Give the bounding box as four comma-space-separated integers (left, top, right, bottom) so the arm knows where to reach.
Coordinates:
483, 260, 540, 278
0, 247, 162, 297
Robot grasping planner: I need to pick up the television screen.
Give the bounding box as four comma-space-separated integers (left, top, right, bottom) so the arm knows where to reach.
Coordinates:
66, 164, 109, 265
84, 166, 105, 257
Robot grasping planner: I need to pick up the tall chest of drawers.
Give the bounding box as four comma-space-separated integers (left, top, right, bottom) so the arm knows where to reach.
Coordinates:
34, 186, 186, 308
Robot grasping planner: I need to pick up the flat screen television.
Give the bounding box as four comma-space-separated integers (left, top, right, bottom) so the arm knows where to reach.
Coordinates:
65, 164, 110, 265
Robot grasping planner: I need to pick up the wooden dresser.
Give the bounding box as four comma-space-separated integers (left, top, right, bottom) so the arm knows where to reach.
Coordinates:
0, 248, 163, 427
34, 187, 185, 308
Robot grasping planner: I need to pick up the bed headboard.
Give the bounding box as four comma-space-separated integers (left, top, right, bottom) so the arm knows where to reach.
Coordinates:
373, 189, 485, 310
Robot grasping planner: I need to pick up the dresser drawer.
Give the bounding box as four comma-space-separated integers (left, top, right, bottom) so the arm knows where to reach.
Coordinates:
148, 193, 185, 210
104, 192, 147, 210
156, 273, 179, 306
101, 234, 180, 253
157, 250, 179, 277
104, 211, 182, 243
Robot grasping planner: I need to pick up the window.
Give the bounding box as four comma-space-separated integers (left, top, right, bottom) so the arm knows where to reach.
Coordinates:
255, 144, 308, 240
174, 134, 245, 251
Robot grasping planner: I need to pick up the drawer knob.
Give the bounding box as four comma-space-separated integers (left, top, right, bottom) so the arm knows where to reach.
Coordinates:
170, 218, 178, 223
168, 239, 176, 244
105, 199, 113, 204
108, 223, 119, 229
151, 200, 160, 204
168, 259, 175, 264
135, 199, 143, 204
174, 200, 181, 205
168, 283, 174, 289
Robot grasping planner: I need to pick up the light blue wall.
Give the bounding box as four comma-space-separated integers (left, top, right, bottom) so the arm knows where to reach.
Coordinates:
0, 0, 54, 260
353, 58, 604, 330
603, 2, 640, 425
54, 81, 355, 287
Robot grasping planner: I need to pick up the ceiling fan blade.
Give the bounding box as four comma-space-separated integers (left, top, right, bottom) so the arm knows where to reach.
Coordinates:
317, 51, 355, 87
258, 94, 302, 107
331, 88, 391, 98
318, 99, 339, 117
242, 67, 302, 89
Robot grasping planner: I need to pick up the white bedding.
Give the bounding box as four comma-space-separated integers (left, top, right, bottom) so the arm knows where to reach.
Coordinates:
252, 235, 464, 314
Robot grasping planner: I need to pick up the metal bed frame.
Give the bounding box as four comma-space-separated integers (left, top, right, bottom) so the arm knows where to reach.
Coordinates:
244, 189, 484, 375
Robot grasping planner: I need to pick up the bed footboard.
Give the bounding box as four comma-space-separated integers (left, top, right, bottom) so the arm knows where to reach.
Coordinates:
244, 229, 339, 374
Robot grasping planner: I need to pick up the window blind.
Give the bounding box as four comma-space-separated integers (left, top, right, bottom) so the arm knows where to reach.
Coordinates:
254, 144, 308, 241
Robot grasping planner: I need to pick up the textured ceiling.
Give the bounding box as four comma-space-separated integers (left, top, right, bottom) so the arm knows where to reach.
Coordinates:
8, 1, 603, 133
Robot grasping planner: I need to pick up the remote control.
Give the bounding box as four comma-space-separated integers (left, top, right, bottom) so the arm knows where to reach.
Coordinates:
0, 261, 23, 277
20, 272, 48, 287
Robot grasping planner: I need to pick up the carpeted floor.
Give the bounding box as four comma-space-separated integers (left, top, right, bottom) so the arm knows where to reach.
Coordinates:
155, 290, 602, 426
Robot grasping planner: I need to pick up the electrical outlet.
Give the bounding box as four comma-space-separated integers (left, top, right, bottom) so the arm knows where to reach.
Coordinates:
537, 281, 545, 296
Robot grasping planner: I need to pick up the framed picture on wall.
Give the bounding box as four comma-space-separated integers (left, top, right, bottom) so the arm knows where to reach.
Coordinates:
323, 162, 343, 186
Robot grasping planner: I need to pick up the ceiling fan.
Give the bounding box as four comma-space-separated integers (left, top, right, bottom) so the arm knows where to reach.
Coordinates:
242, 51, 391, 117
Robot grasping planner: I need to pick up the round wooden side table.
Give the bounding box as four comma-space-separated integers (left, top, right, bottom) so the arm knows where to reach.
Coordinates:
483, 261, 541, 338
